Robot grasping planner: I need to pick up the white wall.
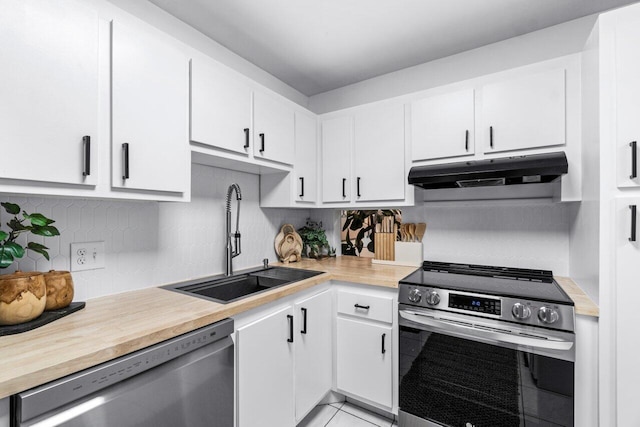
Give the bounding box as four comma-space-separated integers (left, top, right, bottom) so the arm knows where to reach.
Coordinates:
309, 15, 597, 114
0, 164, 314, 301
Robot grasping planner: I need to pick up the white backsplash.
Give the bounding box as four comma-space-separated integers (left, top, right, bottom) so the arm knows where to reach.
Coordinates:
0, 164, 312, 301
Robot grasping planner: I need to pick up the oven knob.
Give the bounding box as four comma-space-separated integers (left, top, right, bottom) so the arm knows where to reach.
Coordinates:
511, 303, 531, 320
425, 290, 440, 306
537, 306, 559, 324
408, 288, 422, 303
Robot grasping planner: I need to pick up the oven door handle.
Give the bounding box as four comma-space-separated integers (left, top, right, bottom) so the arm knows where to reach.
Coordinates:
399, 310, 574, 351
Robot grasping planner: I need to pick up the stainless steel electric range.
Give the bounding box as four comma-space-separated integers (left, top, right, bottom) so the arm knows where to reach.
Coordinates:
398, 261, 575, 427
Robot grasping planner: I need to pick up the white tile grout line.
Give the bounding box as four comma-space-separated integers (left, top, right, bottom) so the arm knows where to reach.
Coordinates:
328, 405, 389, 427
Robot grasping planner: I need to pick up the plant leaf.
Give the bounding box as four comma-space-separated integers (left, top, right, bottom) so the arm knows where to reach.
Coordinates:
30, 225, 60, 237
23, 212, 55, 227
0, 248, 15, 268
1, 202, 20, 215
8, 218, 27, 232
27, 242, 50, 260
1, 242, 25, 258
0, 230, 7, 242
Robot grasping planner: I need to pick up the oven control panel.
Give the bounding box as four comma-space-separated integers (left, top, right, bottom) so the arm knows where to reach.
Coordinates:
448, 293, 501, 315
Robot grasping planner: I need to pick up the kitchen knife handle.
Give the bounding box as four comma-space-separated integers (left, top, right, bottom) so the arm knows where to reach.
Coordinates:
354, 304, 370, 310
342, 178, 346, 198
82, 135, 91, 177
259, 133, 265, 153
287, 314, 294, 342
630, 205, 637, 242
631, 141, 637, 179
465, 129, 469, 151
301, 307, 307, 334
299, 177, 304, 198
244, 128, 250, 149
489, 126, 494, 148
381, 333, 386, 354
122, 143, 129, 180
357, 177, 361, 197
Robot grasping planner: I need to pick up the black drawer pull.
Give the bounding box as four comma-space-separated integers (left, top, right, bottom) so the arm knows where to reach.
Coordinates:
465, 129, 469, 151
82, 135, 91, 177
489, 126, 494, 148
259, 133, 265, 153
342, 178, 346, 198
244, 128, 250, 149
357, 177, 361, 197
299, 177, 304, 198
354, 304, 370, 310
122, 143, 129, 180
287, 314, 294, 343
301, 307, 307, 334
381, 333, 386, 354
631, 141, 637, 179
630, 205, 637, 242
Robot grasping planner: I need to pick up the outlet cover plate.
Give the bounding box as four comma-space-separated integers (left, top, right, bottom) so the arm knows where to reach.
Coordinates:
71, 241, 105, 272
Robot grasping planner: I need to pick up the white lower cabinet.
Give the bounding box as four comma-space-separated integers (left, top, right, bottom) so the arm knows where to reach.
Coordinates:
236, 289, 332, 427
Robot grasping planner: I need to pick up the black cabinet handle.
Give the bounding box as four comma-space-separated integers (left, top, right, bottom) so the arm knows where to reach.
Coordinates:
631, 141, 637, 179
82, 135, 91, 177
287, 314, 294, 343
301, 307, 307, 334
354, 304, 370, 310
630, 205, 637, 242
465, 130, 469, 151
357, 177, 361, 197
342, 178, 346, 198
381, 333, 386, 354
299, 177, 304, 198
244, 128, 250, 149
259, 133, 265, 153
122, 143, 129, 180
489, 126, 494, 148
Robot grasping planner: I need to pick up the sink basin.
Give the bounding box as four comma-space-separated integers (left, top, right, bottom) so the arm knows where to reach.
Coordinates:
165, 267, 324, 304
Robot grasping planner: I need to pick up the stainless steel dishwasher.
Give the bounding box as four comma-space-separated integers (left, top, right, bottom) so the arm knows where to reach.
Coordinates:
11, 318, 234, 427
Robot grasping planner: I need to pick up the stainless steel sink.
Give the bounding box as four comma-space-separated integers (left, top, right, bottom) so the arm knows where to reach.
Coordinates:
164, 267, 324, 304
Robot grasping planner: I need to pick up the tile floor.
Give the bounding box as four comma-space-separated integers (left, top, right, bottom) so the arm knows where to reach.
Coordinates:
298, 402, 397, 427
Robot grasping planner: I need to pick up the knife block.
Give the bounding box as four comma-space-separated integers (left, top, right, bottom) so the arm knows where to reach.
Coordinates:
374, 233, 395, 261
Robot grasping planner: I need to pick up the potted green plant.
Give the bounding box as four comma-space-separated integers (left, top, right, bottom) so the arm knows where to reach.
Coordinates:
297, 219, 329, 258
0, 202, 60, 324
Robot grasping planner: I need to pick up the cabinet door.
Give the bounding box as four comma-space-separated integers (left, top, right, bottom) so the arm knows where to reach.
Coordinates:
321, 116, 352, 203
295, 112, 318, 203
112, 20, 189, 193
615, 20, 640, 188
615, 198, 640, 426
0, 0, 98, 186
237, 306, 295, 427
254, 91, 295, 165
190, 56, 252, 155
411, 89, 475, 161
354, 104, 405, 202
294, 290, 332, 421
482, 68, 566, 153
336, 317, 392, 408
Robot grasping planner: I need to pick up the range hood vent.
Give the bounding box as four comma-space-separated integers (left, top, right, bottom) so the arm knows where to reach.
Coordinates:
408, 152, 568, 190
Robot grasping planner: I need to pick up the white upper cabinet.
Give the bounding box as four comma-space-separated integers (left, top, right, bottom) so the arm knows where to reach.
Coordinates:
111, 19, 189, 194
411, 89, 475, 161
354, 103, 405, 202
295, 112, 318, 203
0, 0, 98, 186
190, 55, 252, 155
481, 68, 566, 153
322, 116, 352, 203
254, 91, 295, 165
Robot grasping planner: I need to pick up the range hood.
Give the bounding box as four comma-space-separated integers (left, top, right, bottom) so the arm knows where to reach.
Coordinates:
408, 152, 568, 190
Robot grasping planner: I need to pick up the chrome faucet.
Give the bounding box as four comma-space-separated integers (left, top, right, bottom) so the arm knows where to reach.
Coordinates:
225, 183, 242, 276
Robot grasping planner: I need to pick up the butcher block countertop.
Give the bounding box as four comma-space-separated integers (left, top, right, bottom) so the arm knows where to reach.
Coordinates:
0, 256, 597, 399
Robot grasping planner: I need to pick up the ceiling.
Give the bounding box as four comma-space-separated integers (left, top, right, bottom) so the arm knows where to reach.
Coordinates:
148, 0, 637, 96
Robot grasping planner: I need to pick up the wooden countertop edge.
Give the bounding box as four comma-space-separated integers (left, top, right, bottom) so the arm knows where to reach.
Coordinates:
0, 258, 598, 399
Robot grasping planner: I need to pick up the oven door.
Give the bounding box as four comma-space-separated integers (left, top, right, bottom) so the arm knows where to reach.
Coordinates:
398, 305, 575, 427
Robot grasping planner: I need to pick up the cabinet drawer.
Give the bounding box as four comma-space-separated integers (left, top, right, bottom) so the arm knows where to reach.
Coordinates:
337, 290, 393, 323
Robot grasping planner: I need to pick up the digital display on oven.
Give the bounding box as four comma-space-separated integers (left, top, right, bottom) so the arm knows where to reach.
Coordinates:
449, 294, 501, 315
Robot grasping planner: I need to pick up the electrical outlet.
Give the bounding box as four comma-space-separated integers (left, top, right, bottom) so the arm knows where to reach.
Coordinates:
71, 241, 105, 272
